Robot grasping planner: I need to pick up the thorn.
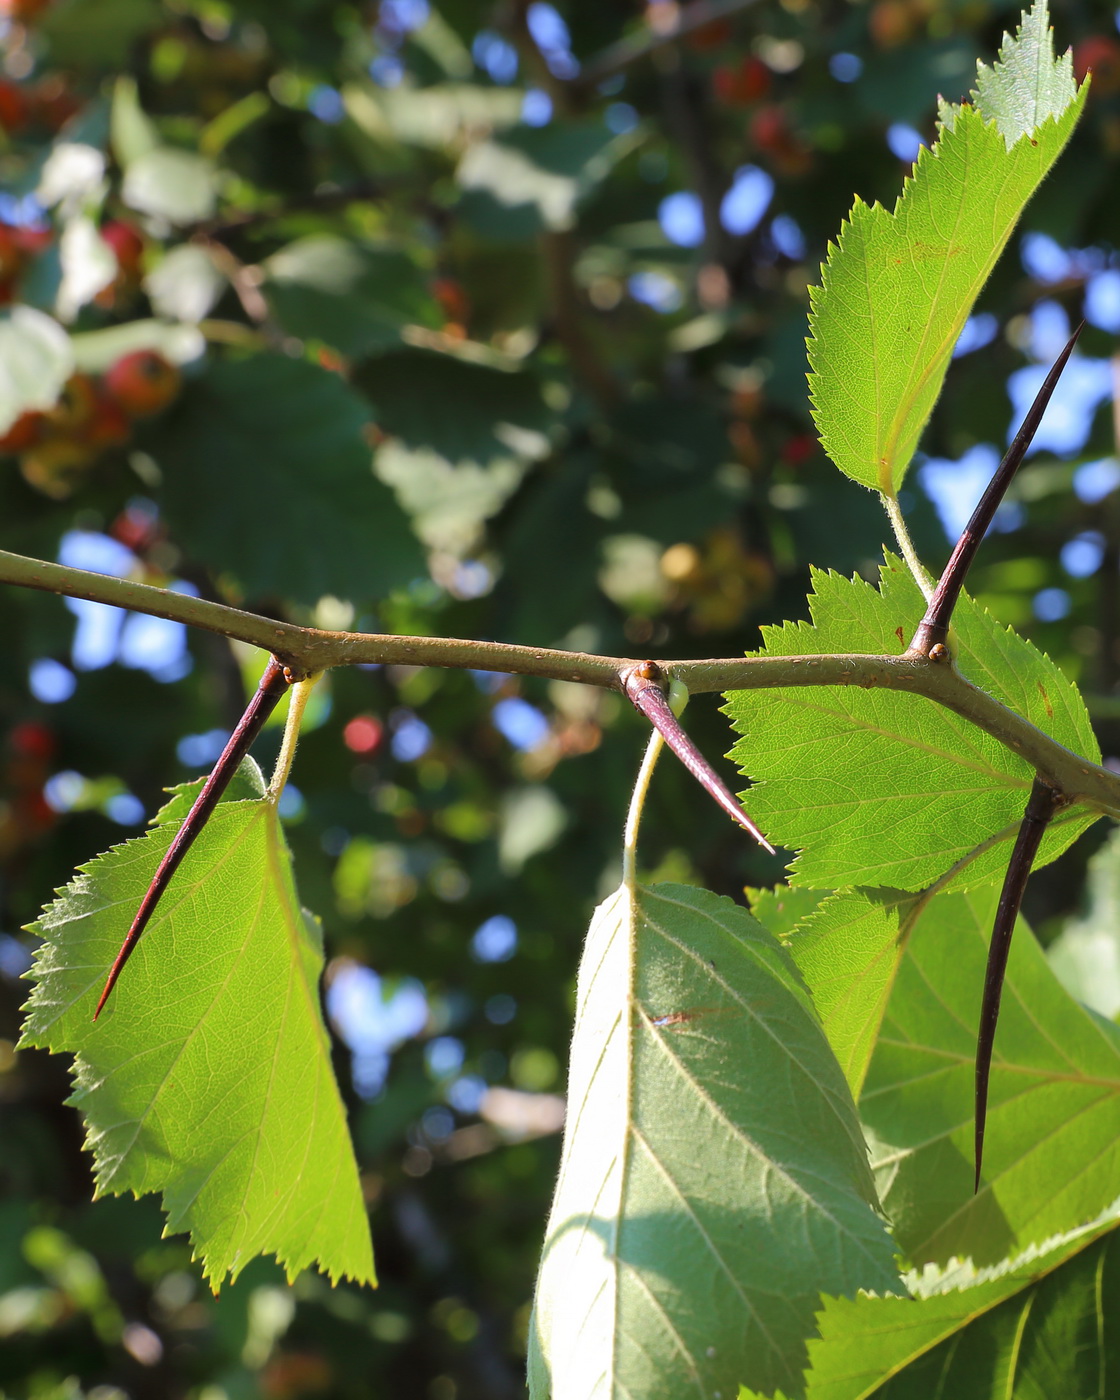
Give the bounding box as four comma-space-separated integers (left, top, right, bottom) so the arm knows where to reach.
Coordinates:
973, 777, 1063, 1192
94, 657, 291, 1020
910, 323, 1084, 657
623, 664, 775, 854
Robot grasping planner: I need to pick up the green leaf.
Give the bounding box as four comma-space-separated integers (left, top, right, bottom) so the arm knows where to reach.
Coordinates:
263, 236, 440, 359
19, 760, 374, 1291
725, 555, 1100, 890
861, 883, 1120, 1268
356, 348, 548, 465
968, 1, 1077, 145
1048, 824, 1120, 1019
39, 0, 159, 68
747, 885, 828, 939
145, 355, 423, 605
786, 891, 908, 1102
144, 246, 227, 324
69, 319, 205, 372
457, 121, 627, 237
0, 306, 74, 436
122, 148, 218, 226
110, 75, 159, 167
754, 1211, 1120, 1400
529, 882, 899, 1400
808, 1, 1084, 494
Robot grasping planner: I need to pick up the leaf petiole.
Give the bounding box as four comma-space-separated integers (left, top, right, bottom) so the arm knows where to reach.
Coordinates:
269, 671, 321, 801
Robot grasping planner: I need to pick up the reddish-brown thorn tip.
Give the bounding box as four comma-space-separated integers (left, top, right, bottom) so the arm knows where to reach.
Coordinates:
623, 663, 775, 854
910, 323, 1084, 658
93, 657, 291, 1020
973, 776, 1063, 1193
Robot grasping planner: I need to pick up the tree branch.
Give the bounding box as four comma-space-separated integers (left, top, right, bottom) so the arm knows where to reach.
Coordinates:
574, 0, 763, 90
1, 547, 1119, 816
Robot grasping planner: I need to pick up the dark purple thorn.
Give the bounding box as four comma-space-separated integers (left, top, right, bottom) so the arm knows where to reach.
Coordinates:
624, 662, 775, 854
94, 657, 291, 1020
973, 777, 1063, 1192
910, 323, 1084, 658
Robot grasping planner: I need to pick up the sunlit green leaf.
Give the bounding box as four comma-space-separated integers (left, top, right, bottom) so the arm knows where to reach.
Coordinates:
808, 1, 1084, 494
725, 555, 1100, 890
785, 891, 908, 1101
770, 1208, 1120, 1400
862, 883, 1120, 1268
122, 148, 217, 225
1048, 824, 1120, 1019
19, 760, 375, 1290
0, 306, 74, 436
263, 235, 440, 359
529, 882, 899, 1399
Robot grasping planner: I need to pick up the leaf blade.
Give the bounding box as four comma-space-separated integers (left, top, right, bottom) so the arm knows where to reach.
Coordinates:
530, 882, 899, 1399
861, 882, 1120, 1269
725, 555, 1100, 891
808, 1, 1085, 494
19, 763, 374, 1289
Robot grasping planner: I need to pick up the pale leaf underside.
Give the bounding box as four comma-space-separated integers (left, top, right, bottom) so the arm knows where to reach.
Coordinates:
529, 882, 898, 1400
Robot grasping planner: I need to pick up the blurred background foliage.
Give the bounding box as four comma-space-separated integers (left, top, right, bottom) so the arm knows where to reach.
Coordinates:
1, 0, 1120, 1395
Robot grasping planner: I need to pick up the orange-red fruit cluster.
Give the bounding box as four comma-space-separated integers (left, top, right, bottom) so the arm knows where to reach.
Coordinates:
1, 352, 181, 499
1075, 34, 1120, 92
0, 74, 80, 136
95, 219, 147, 310
0, 0, 55, 21
713, 56, 772, 107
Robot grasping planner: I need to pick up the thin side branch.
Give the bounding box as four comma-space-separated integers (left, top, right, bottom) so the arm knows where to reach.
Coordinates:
94, 658, 291, 1018
973, 777, 1064, 1190
910, 325, 1083, 657
574, 0, 762, 89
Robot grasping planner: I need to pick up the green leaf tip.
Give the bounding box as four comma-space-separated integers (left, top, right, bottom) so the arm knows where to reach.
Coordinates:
969, 0, 1078, 149
807, 0, 1086, 496
18, 777, 375, 1293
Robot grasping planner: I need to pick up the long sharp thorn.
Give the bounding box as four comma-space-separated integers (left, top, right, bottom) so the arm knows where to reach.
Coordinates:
624, 663, 775, 854
974, 777, 1062, 1192
94, 656, 291, 1020
911, 323, 1084, 657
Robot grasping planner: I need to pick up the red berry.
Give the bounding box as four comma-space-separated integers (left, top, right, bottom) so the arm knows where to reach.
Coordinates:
1075, 34, 1120, 91
343, 715, 383, 754
10, 720, 55, 761
0, 79, 30, 132
103, 351, 182, 419
0, 410, 45, 453
84, 388, 132, 448
713, 56, 771, 107
100, 220, 145, 277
